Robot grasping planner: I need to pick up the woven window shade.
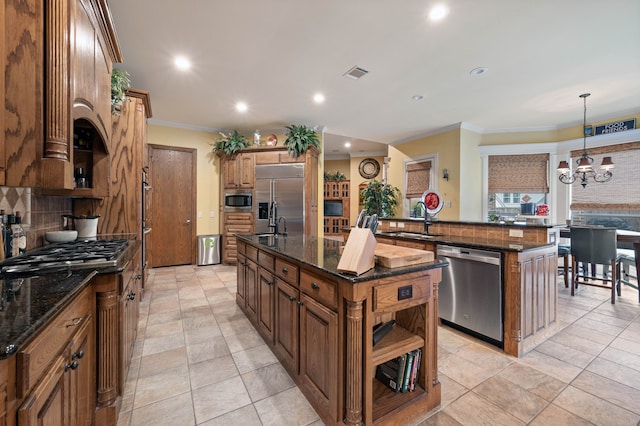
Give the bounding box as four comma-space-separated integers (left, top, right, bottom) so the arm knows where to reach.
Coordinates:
570, 141, 640, 211
406, 160, 431, 198
488, 154, 549, 193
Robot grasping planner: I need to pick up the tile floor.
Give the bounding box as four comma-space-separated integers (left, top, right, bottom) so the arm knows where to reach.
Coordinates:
116, 264, 640, 426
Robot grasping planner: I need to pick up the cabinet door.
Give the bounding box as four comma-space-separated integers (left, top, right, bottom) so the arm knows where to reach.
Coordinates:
238, 154, 255, 188
69, 316, 95, 426
299, 293, 338, 420
18, 354, 69, 425
245, 259, 259, 323
275, 279, 299, 374
223, 157, 239, 189
257, 267, 275, 343
236, 253, 247, 306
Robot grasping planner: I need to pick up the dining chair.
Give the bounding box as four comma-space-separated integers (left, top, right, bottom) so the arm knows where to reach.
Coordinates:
570, 226, 621, 304
557, 244, 571, 288
619, 241, 639, 302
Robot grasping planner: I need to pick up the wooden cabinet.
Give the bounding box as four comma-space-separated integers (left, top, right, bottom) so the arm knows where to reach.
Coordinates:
2, 0, 121, 190
16, 286, 95, 426
299, 290, 339, 421
257, 267, 276, 342
324, 180, 350, 236
221, 146, 319, 263
224, 153, 255, 189
274, 279, 299, 374
93, 244, 142, 425
222, 212, 254, 264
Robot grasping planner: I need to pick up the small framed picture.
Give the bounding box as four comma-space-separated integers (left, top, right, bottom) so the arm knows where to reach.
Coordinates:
584, 125, 593, 137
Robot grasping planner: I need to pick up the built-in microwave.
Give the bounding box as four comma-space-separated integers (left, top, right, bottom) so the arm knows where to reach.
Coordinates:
224, 189, 253, 211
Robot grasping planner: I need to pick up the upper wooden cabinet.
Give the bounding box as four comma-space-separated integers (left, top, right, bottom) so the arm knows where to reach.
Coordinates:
2, 0, 122, 189
223, 153, 255, 189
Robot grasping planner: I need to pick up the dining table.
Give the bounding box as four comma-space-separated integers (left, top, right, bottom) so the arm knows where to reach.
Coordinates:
559, 227, 640, 243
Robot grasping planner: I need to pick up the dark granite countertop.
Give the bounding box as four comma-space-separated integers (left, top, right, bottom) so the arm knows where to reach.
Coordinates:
0, 270, 96, 358
236, 234, 448, 283
375, 232, 555, 252
0, 236, 141, 359
379, 217, 562, 229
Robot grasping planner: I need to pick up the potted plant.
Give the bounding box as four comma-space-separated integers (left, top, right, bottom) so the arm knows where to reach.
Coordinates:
323, 170, 346, 181
111, 68, 131, 115
284, 124, 321, 158
211, 131, 250, 157
360, 180, 400, 217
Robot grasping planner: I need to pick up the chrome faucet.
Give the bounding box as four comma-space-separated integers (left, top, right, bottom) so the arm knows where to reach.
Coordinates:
278, 216, 287, 236
414, 201, 431, 233
268, 201, 278, 234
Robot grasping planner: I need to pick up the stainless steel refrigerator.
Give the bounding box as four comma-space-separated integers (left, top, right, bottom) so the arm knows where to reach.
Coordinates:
255, 164, 305, 235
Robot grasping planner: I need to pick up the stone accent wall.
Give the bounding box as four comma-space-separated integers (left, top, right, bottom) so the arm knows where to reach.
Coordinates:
0, 187, 72, 250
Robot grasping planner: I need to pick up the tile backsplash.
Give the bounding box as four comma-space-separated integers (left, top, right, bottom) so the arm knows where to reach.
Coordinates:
0, 187, 72, 250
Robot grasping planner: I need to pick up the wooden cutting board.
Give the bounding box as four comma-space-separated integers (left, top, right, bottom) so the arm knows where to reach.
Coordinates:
374, 243, 435, 268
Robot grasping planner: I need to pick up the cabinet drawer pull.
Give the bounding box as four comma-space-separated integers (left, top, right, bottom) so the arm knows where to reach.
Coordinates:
135, 274, 142, 280
289, 295, 296, 302
65, 360, 79, 371
297, 301, 304, 306
65, 317, 83, 328
311, 282, 320, 290
282, 267, 288, 274
72, 350, 85, 360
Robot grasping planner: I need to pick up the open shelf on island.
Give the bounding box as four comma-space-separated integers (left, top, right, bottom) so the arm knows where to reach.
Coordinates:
372, 325, 424, 366
372, 379, 427, 423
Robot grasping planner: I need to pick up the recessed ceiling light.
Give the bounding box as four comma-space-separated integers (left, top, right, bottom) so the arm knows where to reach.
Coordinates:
469, 66, 488, 76
344, 141, 351, 148
235, 102, 248, 113
313, 93, 325, 104
429, 4, 449, 21
174, 56, 191, 71
412, 95, 424, 101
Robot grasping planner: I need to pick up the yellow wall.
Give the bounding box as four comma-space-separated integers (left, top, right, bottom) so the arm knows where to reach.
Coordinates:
324, 159, 351, 180
391, 128, 461, 220
148, 124, 221, 235
459, 129, 482, 220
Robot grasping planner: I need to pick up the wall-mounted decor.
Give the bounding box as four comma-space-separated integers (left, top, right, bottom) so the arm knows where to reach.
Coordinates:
358, 158, 380, 179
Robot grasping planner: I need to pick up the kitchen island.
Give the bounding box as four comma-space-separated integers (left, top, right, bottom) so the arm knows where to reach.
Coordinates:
345, 218, 560, 358
236, 234, 448, 426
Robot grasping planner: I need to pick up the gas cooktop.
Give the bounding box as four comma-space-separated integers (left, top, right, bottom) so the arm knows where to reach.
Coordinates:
0, 239, 130, 275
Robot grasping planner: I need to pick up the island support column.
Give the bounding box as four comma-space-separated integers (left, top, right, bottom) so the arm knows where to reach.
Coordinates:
345, 300, 363, 425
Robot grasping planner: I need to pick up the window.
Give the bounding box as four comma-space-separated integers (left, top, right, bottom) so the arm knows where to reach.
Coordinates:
405, 160, 431, 198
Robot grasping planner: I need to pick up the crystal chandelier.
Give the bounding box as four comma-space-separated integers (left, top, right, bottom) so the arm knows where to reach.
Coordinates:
557, 93, 614, 188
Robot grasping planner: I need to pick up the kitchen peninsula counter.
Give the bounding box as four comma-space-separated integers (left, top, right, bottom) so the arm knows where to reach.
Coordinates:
236, 234, 447, 425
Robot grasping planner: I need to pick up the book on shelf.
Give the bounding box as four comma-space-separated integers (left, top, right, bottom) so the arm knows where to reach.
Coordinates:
375, 354, 406, 392
375, 349, 422, 393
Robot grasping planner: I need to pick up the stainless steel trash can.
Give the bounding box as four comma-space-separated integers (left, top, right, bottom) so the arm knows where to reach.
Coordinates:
197, 235, 221, 266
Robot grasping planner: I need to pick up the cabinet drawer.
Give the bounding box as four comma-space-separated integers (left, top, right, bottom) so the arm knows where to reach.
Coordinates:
300, 270, 337, 310
237, 240, 246, 255
246, 245, 258, 262
258, 251, 275, 272
17, 285, 92, 398
275, 258, 299, 287
224, 224, 252, 234
395, 240, 426, 250
372, 277, 431, 313
225, 213, 253, 225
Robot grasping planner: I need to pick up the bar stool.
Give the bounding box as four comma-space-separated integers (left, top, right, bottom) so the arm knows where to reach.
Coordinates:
558, 244, 571, 288
570, 226, 621, 304
619, 242, 639, 302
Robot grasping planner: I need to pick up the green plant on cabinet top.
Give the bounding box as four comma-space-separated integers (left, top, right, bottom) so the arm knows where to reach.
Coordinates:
284, 125, 321, 158
111, 68, 131, 115
212, 131, 251, 157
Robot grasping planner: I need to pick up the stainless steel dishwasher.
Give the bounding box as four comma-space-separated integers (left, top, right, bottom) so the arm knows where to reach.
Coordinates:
437, 244, 503, 346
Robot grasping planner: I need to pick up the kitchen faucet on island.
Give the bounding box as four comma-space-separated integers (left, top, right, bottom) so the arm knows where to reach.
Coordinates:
414, 201, 432, 233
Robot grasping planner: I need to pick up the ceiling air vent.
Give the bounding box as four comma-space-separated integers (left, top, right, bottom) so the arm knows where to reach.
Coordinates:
343, 66, 369, 80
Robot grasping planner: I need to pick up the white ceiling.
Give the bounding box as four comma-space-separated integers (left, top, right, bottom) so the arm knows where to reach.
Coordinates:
109, 0, 640, 159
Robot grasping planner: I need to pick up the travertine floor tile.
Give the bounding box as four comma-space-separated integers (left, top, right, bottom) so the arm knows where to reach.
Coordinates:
186, 335, 230, 364
253, 387, 321, 426
438, 374, 468, 408
192, 376, 252, 424
141, 331, 185, 357
497, 363, 566, 401
133, 364, 191, 409
416, 410, 464, 426
519, 350, 582, 383
232, 344, 279, 374
438, 352, 497, 389
472, 376, 548, 423
443, 391, 524, 426
198, 404, 262, 426
586, 357, 640, 391
553, 385, 640, 425
225, 329, 267, 353
598, 346, 640, 371
130, 391, 194, 426
572, 370, 640, 415
242, 362, 296, 402
189, 355, 239, 390
528, 403, 593, 426
533, 339, 595, 368
137, 346, 188, 379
